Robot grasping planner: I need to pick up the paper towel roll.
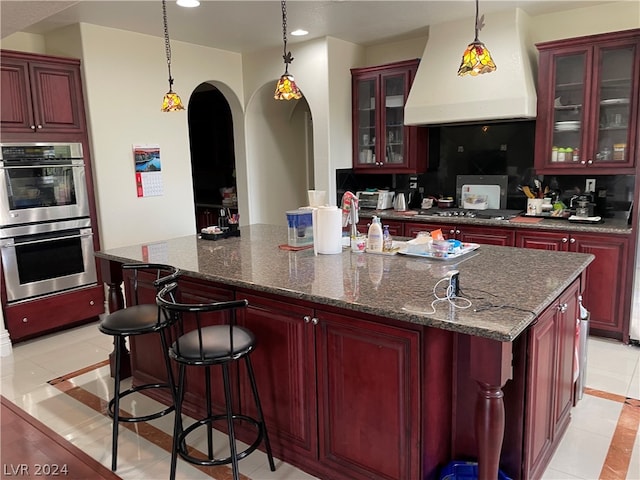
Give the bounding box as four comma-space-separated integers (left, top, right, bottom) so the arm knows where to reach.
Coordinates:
313, 206, 343, 255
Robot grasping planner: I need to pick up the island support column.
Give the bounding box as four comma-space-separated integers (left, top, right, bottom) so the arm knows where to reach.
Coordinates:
469, 336, 512, 480
98, 258, 129, 379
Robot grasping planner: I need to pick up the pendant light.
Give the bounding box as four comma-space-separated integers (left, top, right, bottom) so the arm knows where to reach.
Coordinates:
457, 0, 497, 76
274, 0, 302, 100
161, 0, 185, 111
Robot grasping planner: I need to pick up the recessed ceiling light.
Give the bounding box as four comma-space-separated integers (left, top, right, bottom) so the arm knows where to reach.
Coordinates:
177, 0, 200, 7
291, 29, 309, 37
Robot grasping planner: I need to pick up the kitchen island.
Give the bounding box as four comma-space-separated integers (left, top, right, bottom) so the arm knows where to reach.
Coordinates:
96, 224, 594, 480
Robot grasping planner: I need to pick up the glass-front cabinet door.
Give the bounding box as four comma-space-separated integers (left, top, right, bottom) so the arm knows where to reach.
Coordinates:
351, 59, 427, 173
535, 30, 639, 174
382, 73, 406, 166
593, 43, 635, 166
355, 77, 376, 167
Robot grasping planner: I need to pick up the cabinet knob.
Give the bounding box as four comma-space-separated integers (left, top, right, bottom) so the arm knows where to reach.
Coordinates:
36, 124, 42, 129
303, 315, 311, 323
580, 160, 586, 165
449, 229, 455, 235
311, 317, 319, 325
455, 229, 460, 235
22, 317, 28, 323
562, 237, 568, 243
558, 303, 568, 313
30, 125, 36, 130
90, 300, 95, 306
587, 160, 593, 165
569, 237, 576, 244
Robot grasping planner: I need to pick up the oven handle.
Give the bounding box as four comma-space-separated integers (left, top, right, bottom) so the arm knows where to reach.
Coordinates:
1, 230, 93, 247
0, 163, 82, 169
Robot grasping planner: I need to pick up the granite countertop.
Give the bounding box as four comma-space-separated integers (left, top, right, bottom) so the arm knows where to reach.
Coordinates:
96, 224, 594, 342
360, 209, 632, 235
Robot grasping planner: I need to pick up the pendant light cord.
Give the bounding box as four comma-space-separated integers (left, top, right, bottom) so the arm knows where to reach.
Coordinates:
281, 0, 292, 74
474, 0, 479, 41
162, 0, 174, 88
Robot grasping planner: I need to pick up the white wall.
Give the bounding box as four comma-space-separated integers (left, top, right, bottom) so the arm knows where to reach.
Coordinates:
530, 1, 639, 43
47, 23, 244, 249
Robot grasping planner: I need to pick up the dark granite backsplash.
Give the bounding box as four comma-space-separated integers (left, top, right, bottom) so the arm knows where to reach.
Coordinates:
336, 121, 635, 215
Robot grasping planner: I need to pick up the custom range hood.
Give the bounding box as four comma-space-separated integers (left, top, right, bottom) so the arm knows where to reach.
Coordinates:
405, 8, 537, 126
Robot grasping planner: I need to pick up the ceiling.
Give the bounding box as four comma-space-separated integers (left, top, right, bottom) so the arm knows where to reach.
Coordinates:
0, 0, 617, 54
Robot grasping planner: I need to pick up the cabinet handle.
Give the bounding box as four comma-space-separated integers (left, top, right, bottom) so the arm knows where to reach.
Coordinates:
562, 237, 568, 243
303, 315, 311, 323
569, 238, 576, 244
22, 317, 28, 323
557, 303, 568, 313
311, 317, 319, 325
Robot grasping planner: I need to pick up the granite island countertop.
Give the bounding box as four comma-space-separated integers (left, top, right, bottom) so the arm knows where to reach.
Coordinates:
96, 224, 594, 342
360, 209, 632, 235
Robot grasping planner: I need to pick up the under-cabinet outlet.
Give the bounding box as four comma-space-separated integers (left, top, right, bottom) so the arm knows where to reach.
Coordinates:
585, 179, 596, 193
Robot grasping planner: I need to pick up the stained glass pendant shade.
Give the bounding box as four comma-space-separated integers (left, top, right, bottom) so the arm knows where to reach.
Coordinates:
274, 0, 302, 100
161, 0, 185, 111
457, 0, 497, 76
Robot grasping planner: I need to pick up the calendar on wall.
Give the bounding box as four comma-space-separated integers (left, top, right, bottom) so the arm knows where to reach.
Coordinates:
133, 144, 164, 197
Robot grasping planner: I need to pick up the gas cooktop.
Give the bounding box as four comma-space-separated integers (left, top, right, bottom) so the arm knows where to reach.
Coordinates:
417, 208, 523, 220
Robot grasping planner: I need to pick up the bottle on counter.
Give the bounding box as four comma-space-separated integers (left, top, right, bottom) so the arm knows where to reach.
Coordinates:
367, 216, 383, 252
383, 224, 393, 252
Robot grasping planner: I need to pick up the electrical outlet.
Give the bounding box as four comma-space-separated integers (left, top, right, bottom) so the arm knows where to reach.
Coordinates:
586, 178, 596, 193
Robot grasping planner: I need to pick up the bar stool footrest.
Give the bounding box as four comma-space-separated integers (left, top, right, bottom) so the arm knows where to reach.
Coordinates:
177, 414, 265, 467
108, 383, 175, 423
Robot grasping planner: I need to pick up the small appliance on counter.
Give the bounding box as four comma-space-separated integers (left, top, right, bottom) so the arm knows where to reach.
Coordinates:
356, 190, 395, 210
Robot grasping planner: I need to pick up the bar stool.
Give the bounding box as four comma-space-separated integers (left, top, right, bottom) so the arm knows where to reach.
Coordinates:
156, 282, 276, 480
98, 263, 180, 471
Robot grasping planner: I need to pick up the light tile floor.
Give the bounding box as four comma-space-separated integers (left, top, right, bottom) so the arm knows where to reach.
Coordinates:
1, 322, 638, 479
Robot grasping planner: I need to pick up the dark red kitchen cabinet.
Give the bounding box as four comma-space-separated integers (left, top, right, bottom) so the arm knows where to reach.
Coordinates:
352, 59, 428, 173
3, 284, 104, 342
457, 225, 515, 246
516, 229, 630, 340
1, 50, 86, 135
237, 293, 317, 461
524, 280, 579, 479
356, 218, 403, 237
315, 309, 421, 480
534, 29, 639, 174
236, 291, 422, 480
404, 222, 515, 246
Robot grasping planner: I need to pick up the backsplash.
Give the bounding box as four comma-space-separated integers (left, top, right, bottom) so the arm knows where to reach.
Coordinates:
336, 121, 635, 215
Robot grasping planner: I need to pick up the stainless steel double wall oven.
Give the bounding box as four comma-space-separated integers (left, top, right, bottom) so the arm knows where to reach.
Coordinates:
0, 142, 97, 303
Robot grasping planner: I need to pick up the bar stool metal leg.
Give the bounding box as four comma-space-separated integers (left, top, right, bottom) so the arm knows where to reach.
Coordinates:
110, 338, 122, 471
245, 356, 276, 471
222, 363, 240, 480
170, 364, 186, 480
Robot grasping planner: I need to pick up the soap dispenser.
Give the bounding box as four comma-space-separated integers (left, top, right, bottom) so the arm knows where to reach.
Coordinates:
367, 216, 383, 252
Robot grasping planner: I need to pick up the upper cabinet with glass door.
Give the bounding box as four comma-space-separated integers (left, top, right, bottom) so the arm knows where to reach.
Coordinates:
534, 29, 639, 174
351, 59, 427, 173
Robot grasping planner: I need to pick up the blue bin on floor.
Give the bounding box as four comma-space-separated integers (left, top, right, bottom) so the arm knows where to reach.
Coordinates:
440, 461, 512, 480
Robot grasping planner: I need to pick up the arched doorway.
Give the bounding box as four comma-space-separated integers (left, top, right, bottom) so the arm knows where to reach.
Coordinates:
188, 82, 237, 231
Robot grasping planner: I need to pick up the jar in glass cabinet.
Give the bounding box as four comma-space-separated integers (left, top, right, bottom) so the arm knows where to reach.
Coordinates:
534, 29, 639, 174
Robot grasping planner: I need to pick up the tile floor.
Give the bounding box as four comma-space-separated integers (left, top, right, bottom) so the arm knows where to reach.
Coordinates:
1, 321, 638, 480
